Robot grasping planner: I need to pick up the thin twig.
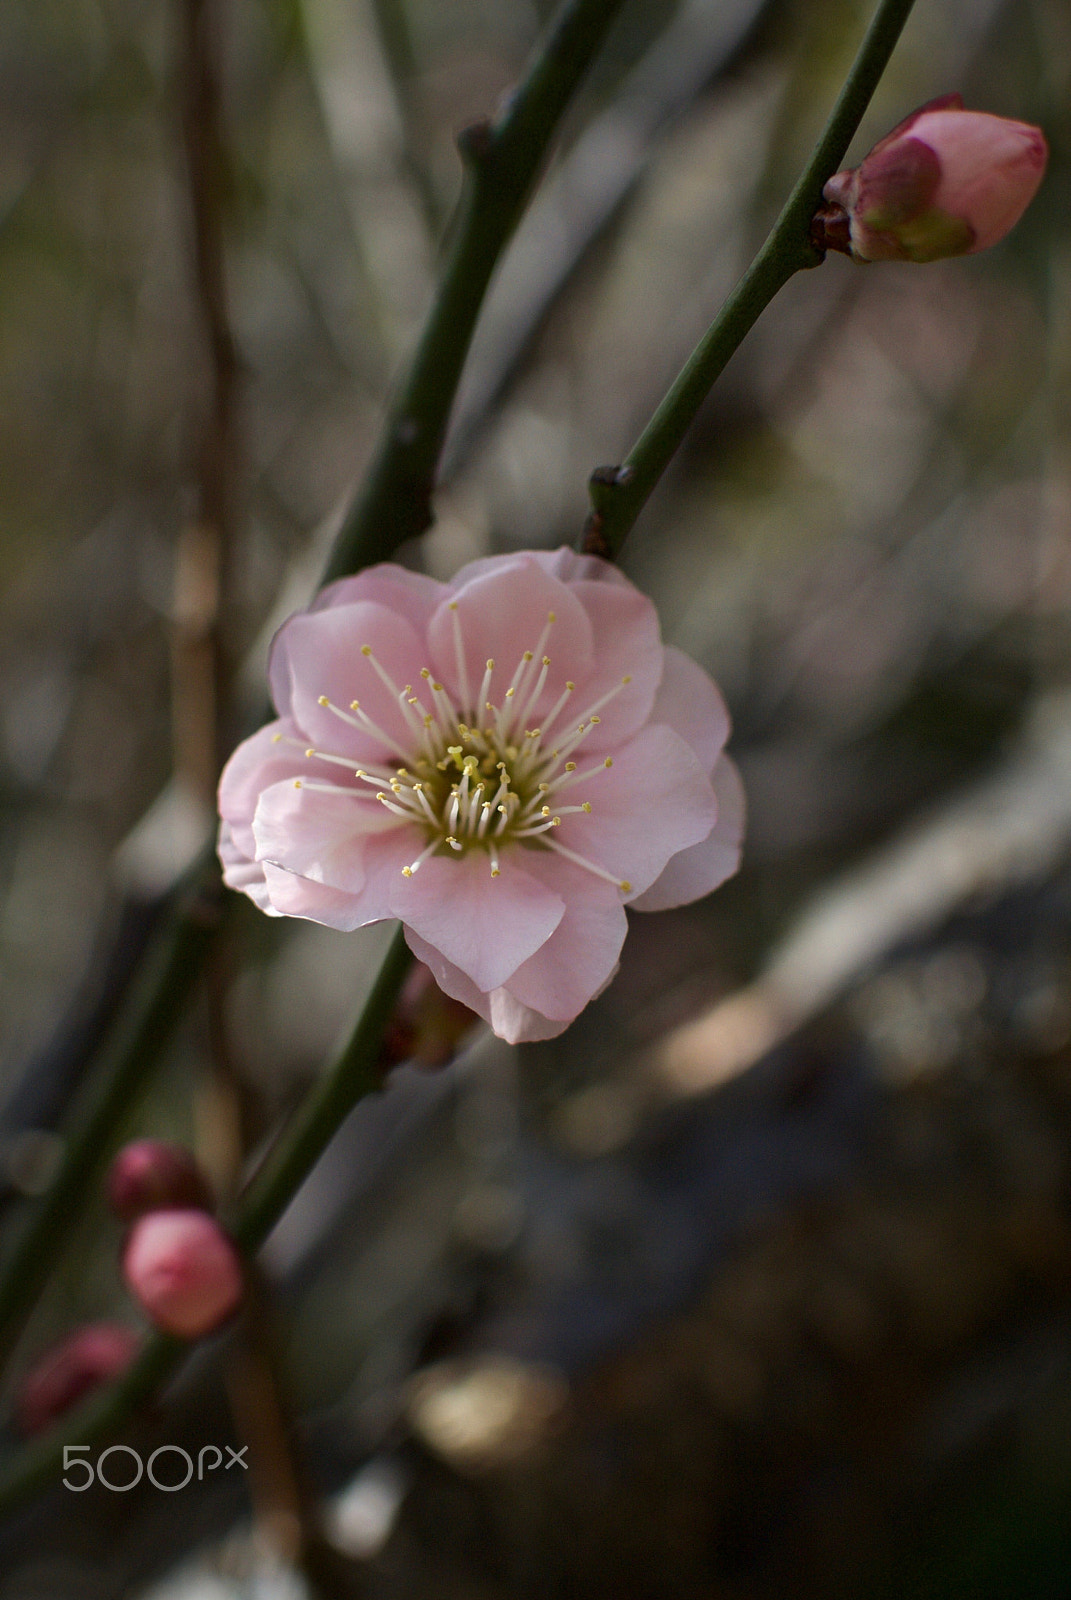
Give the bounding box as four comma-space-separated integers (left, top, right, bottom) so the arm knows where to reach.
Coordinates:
582, 0, 921, 559
320, 0, 631, 581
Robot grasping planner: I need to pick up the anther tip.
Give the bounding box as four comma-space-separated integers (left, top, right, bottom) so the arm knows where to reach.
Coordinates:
620, 880, 632, 893
318, 695, 329, 706
271, 733, 282, 743
361, 645, 372, 656
305, 749, 315, 758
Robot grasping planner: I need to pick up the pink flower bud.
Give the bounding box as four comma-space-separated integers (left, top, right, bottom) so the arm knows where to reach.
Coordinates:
122, 1209, 244, 1339
819, 95, 1047, 263
15, 1323, 140, 1436
107, 1139, 215, 1222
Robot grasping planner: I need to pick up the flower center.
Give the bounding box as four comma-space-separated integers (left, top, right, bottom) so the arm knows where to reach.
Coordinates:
281, 605, 633, 892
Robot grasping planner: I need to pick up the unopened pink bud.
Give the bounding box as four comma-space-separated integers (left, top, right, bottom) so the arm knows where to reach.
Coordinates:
16, 1323, 140, 1436
107, 1139, 214, 1222
819, 95, 1047, 263
122, 1210, 243, 1339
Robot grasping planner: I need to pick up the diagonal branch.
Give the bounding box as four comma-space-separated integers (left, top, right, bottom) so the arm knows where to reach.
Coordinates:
582, 0, 921, 559
320, 0, 631, 582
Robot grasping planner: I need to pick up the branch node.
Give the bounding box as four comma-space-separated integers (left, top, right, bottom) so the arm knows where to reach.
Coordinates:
809, 201, 853, 260
457, 117, 495, 166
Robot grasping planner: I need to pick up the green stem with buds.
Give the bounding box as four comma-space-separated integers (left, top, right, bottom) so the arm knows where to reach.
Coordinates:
584, 0, 920, 559
0, 927, 414, 1514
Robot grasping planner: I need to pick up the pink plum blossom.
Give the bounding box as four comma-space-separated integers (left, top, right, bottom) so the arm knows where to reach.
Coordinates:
218, 547, 744, 1044
821, 95, 1047, 263
122, 1210, 244, 1339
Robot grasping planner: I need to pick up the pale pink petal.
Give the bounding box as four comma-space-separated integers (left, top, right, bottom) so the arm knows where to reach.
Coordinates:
449, 545, 634, 592
630, 754, 745, 911
500, 853, 627, 1022
915, 110, 1047, 252
426, 557, 593, 724
404, 929, 583, 1043
389, 851, 564, 992
219, 718, 324, 858
269, 601, 426, 759
648, 646, 730, 773
311, 563, 447, 633
564, 579, 663, 750
488, 989, 575, 1044
403, 929, 492, 1025
261, 863, 374, 931
252, 778, 408, 892
218, 822, 279, 914
555, 722, 717, 897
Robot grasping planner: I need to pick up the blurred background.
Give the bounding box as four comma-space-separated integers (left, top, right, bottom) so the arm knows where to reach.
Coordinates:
1, 0, 1071, 1593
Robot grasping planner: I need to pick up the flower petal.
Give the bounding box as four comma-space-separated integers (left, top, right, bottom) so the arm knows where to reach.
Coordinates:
501, 853, 627, 1022
404, 929, 579, 1044
218, 822, 278, 914
427, 557, 593, 725
488, 989, 575, 1044
252, 778, 408, 892
311, 563, 447, 633
261, 863, 371, 931
555, 722, 717, 896
219, 718, 326, 858
648, 646, 730, 773
269, 600, 427, 760
629, 753, 745, 911
449, 545, 635, 592
389, 850, 564, 992
564, 578, 663, 751
403, 929, 491, 1022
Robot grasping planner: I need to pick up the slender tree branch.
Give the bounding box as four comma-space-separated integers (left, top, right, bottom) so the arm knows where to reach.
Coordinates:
230, 925, 413, 1252
582, 0, 921, 559
320, 0, 630, 582
0, 927, 414, 1515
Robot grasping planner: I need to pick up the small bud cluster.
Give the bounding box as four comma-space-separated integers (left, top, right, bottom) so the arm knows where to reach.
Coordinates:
15, 1143, 245, 1434
109, 1140, 243, 1341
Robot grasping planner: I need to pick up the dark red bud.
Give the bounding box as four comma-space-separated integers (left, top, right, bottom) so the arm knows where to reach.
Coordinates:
107, 1139, 214, 1223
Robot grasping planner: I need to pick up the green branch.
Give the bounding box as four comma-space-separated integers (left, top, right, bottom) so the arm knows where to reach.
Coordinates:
0, 927, 414, 1515
321, 0, 630, 582
583, 0, 920, 559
